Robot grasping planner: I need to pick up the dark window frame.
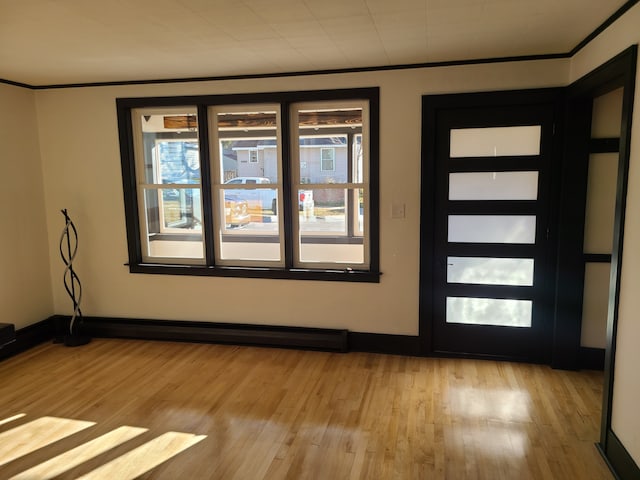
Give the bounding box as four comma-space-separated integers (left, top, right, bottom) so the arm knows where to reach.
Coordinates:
116, 87, 380, 282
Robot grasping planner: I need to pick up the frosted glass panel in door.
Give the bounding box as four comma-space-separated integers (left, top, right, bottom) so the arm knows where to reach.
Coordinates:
450, 126, 541, 157
449, 171, 539, 200
446, 297, 532, 327
448, 215, 536, 243
447, 257, 534, 286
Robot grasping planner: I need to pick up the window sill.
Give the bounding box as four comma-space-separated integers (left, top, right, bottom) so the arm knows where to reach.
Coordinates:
127, 263, 381, 283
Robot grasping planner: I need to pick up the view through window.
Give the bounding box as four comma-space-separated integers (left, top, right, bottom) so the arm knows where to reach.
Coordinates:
118, 88, 379, 281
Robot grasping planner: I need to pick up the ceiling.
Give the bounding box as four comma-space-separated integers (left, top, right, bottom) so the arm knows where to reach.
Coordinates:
0, 0, 630, 87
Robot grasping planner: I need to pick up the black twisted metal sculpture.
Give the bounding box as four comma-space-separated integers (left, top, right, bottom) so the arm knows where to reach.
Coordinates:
60, 209, 90, 347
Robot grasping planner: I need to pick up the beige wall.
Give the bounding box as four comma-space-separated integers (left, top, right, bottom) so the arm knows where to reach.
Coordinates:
34, 59, 568, 335
570, 2, 640, 465
0, 83, 53, 328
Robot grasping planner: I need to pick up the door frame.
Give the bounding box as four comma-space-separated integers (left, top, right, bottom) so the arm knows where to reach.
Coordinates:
419, 44, 638, 477
420, 88, 564, 362
562, 46, 637, 472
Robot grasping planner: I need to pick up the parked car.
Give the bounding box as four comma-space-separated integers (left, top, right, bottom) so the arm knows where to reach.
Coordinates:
224, 177, 277, 214
224, 177, 314, 215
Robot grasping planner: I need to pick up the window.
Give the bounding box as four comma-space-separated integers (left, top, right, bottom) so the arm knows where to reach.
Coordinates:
293, 102, 368, 268
320, 148, 335, 171
129, 107, 205, 263
117, 88, 379, 282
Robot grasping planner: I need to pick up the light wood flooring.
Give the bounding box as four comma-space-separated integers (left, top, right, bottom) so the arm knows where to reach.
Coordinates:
0, 339, 612, 479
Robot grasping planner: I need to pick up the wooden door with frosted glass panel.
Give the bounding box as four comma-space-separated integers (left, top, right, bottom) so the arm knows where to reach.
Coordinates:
429, 102, 556, 362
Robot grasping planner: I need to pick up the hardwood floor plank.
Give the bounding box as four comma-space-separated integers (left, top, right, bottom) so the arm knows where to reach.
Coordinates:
0, 339, 613, 479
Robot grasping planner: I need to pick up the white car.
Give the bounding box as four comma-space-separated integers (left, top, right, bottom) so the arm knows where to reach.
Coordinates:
224, 177, 277, 213
224, 177, 314, 214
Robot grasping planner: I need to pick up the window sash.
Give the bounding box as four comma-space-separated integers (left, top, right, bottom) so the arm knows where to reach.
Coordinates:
131, 106, 206, 265
290, 100, 370, 269
208, 104, 285, 267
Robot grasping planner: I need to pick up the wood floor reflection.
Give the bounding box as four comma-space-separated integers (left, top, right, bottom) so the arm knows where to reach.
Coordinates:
0, 339, 611, 479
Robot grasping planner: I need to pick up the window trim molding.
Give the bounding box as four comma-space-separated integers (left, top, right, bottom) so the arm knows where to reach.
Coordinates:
117, 87, 380, 282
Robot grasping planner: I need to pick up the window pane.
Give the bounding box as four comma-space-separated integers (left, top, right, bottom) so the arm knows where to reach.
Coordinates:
137, 110, 199, 185
447, 257, 534, 286
446, 297, 532, 327
215, 109, 278, 182
296, 105, 363, 185
353, 134, 364, 183
448, 215, 536, 244
142, 188, 204, 260
299, 135, 348, 183
449, 172, 539, 200
450, 126, 541, 158
155, 140, 200, 185
356, 187, 365, 235
298, 188, 365, 266
299, 188, 343, 235
219, 185, 278, 215
217, 189, 281, 263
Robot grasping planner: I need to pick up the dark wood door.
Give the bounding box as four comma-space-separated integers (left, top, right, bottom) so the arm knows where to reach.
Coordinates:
423, 93, 559, 362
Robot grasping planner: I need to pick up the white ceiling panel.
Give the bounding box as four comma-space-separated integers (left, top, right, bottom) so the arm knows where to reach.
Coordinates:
0, 0, 630, 85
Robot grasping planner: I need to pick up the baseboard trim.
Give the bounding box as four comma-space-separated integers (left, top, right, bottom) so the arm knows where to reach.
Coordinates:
53, 315, 423, 355
0, 323, 15, 348
597, 430, 640, 480
579, 347, 605, 370
55, 315, 349, 352
348, 332, 421, 356
0, 317, 55, 361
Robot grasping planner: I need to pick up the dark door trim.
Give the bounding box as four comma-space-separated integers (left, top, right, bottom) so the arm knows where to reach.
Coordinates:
553, 47, 636, 371
563, 46, 637, 476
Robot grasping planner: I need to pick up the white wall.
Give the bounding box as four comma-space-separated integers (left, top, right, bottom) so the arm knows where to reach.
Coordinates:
34, 59, 568, 336
0, 83, 53, 328
570, 2, 640, 465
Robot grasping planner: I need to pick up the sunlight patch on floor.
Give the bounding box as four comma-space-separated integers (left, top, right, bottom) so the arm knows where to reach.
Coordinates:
0, 413, 207, 479
9, 426, 148, 480
0, 414, 26, 427
0, 416, 95, 467
75, 431, 206, 480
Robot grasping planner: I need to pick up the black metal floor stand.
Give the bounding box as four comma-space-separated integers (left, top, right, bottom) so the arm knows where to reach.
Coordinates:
60, 209, 90, 347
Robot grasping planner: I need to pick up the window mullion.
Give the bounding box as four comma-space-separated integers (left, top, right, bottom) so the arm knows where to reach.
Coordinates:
281, 101, 294, 269
347, 132, 355, 238
197, 104, 216, 266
